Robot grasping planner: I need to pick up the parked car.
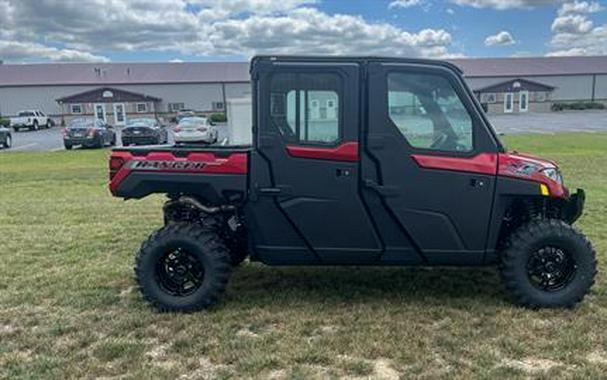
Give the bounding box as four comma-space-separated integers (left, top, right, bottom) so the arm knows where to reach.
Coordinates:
121, 118, 168, 146
11, 110, 52, 132
176, 109, 196, 122
109, 55, 594, 312
0, 126, 12, 149
173, 117, 218, 144
62, 118, 116, 150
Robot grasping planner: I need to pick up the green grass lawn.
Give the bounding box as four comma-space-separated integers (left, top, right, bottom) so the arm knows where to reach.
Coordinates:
1, 133, 606, 379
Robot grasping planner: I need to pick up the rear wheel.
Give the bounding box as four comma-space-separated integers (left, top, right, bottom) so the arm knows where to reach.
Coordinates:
3, 134, 11, 149
500, 219, 596, 309
13, 127, 19, 132
135, 223, 232, 312
64, 143, 73, 150
46, 120, 52, 129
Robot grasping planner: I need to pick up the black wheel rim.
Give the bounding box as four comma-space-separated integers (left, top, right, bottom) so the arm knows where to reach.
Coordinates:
156, 247, 204, 296
526, 246, 576, 292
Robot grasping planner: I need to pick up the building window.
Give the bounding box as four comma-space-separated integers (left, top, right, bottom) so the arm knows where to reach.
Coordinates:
70, 104, 83, 114
212, 102, 225, 111
168, 103, 185, 112
535, 92, 547, 102
136, 103, 147, 113
480, 93, 497, 104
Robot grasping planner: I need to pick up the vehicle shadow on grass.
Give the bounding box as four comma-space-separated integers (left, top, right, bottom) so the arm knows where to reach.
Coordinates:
226, 264, 507, 309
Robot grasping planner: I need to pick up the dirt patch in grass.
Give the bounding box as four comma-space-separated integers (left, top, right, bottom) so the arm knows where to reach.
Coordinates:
500, 357, 563, 373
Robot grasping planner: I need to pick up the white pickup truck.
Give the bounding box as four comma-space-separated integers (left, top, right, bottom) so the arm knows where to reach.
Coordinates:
11, 110, 52, 132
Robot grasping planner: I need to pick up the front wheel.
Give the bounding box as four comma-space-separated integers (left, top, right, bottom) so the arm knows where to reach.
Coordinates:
32, 121, 39, 131
135, 223, 232, 312
3, 135, 11, 149
500, 219, 597, 309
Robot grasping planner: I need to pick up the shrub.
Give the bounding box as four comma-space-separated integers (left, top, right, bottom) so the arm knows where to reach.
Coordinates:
552, 102, 606, 112
0, 117, 9, 127
210, 112, 227, 123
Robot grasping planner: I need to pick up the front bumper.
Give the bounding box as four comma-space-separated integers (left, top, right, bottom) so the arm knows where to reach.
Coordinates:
563, 188, 585, 224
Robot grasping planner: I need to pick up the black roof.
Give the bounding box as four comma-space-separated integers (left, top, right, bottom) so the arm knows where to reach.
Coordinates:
250, 55, 464, 74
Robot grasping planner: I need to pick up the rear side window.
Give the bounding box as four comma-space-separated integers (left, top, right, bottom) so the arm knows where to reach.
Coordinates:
270, 73, 341, 144
388, 72, 474, 153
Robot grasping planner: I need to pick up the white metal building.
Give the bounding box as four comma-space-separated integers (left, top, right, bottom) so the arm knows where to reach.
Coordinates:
0, 56, 606, 122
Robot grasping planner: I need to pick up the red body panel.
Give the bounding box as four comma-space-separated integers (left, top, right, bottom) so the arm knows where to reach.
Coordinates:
411, 153, 498, 175
411, 151, 567, 198
498, 152, 568, 198
286, 142, 359, 162
109, 150, 248, 195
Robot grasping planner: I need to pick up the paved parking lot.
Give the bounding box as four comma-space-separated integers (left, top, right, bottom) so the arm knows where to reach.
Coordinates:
489, 110, 607, 135
1, 124, 230, 152
1, 111, 605, 152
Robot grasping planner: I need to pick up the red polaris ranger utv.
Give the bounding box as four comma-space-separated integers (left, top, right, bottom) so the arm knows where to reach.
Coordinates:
109, 56, 596, 312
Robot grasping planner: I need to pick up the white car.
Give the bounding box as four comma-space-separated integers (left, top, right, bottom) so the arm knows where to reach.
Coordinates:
173, 117, 218, 144
11, 109, 52, 132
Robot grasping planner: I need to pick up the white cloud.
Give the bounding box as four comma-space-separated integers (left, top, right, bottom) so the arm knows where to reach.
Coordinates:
450, 0, 559, 10
0, 0, 458, 62
551, 14, 594, 33
548, 0, 607, 56
484, 31, 516, 46
208, 8, 453, 57
389, 0, 422, 9
0, 40, 109, 62
549, 25, 607, 55
194, 0, 317, 13
558, 1, 603, 15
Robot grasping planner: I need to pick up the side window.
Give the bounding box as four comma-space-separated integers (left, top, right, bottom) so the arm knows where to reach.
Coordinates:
270, 73, 341, 144
388, 72, 473, 152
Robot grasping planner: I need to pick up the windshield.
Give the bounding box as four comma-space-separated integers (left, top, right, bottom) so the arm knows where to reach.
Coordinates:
18, 111, 35, 117
179, 117, 207, 126
127, 118, 156, 127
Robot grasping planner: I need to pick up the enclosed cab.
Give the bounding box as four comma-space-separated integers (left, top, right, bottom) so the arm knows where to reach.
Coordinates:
110, 56, 595, 312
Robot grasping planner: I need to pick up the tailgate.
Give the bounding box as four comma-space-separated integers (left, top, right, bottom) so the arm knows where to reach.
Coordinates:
109, 147, 249, 203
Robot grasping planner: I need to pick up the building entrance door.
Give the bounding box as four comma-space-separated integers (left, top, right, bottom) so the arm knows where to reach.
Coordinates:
113, 103, 126, 126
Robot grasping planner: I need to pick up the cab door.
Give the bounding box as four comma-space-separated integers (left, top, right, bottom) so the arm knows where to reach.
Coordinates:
363, 62, 500, 264
246, 60, 382, 264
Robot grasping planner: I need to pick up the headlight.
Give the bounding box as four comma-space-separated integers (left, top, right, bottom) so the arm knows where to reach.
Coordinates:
541, 168, 563, 184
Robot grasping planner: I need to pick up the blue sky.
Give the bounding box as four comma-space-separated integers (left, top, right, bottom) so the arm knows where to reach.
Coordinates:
1, 0, 606, 63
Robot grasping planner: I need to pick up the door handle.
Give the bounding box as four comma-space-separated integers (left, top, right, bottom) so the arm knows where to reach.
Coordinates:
258, 185, 293, 196
469, 178, 487, 188
363, 179, 398, 197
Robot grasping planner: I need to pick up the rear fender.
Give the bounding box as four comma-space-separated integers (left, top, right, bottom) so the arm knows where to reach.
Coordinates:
109, 150, 248, 203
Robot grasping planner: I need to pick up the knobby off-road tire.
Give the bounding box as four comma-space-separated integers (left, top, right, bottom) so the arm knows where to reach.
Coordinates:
500, 219, 597, 309
135, 222, 232, 312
